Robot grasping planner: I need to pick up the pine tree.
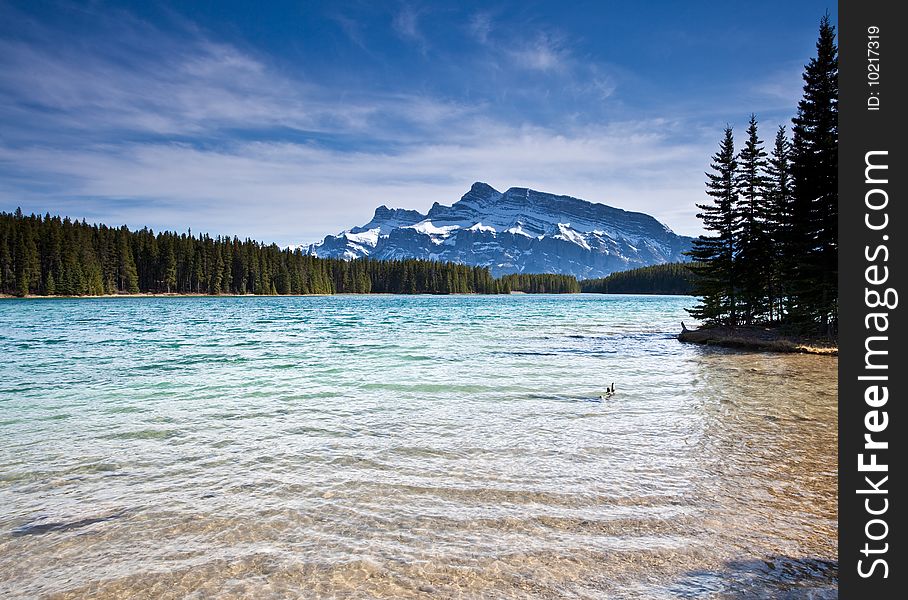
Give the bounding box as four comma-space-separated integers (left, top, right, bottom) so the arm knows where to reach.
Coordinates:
14, 217, 39, 296
60, 237, 83, 296
117, 229, 139, 293
163, 243, 177, 293
764, 125, 793, 320
790, 13, 838, 333
0, 224, 13, 294
734, 114, 769, 324
209, 245, 224, 294
687, 127, 739, 325
44, 270, 56, 295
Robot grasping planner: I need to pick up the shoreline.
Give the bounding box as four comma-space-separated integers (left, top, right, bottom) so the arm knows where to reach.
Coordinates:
0, 293, 333, 299
678, 325, 838, 356
0, 291, 686, 299
0, 292, 514, 299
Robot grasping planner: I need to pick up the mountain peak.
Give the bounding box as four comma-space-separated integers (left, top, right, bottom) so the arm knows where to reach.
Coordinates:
352, 205, 426, 236
307, 184, 693, 278
469, 181, 499, 195
457, 182, 501, 205
370, 205, 423, 220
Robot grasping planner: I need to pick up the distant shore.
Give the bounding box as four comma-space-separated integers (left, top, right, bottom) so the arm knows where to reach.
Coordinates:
1, 291, 649, 299
0, 292, 538, 299
0, 293, 331, 299
678, 325, 837, 355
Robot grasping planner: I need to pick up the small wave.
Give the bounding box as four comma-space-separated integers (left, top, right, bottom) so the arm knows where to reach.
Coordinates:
105, 405, 147, 414
39, 413, 71, 421
103, 429, 181, 440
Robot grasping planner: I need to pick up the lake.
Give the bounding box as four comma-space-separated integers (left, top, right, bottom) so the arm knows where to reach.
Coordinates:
0, 295, 837, 598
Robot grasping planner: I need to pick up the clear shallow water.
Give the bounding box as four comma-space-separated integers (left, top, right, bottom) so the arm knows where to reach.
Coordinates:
0, 295, 837, 598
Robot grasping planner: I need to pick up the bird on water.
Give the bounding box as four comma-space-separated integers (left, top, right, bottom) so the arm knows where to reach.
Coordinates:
599, 383, 616, 400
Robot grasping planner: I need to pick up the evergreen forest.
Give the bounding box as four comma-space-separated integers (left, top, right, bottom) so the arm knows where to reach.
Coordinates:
581, 263, 693, 295
0, 210, 512, 296
499, 273, 580, 294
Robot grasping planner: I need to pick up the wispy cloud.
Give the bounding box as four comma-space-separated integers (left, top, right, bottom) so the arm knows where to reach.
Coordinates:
507, 33, 570, 72
391, 5, 428, 53
468, 11, 493, 45
585, 66, 618, 100
1, 25, 313, 138
468, 13, 572, 74
463, 15, 620, 106
329, 12, 369, 51
0, 11, 485, 146
751, 64, 806, 108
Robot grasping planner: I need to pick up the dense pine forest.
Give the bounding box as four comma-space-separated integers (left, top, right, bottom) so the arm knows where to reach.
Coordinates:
688, 15, 838, 335
581, 263, 693, 295
0, 209, 515, 296
499, 273, 580, 294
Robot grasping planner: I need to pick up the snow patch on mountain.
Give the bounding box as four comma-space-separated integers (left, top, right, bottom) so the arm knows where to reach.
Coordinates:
343, 228, 380, 247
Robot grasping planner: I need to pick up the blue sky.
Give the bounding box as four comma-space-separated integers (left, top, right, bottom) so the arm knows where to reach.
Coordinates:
0, 0, 836, 244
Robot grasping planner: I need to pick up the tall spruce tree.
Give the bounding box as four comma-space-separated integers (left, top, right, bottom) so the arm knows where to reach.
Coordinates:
791, 13, 838, 333
764, 125, 793, 320
734, 114, 769, 324
14, 216, 39, 296
163, 243, 177, 293
0, 224, 13, 293
117, 229, 139, 293
687, 127, 739, 325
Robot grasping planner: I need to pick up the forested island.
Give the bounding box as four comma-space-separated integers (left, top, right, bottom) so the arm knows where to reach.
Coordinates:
684, 15, 838, 346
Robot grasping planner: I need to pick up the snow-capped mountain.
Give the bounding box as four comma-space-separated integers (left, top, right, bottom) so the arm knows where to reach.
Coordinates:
306, 182, 693, 278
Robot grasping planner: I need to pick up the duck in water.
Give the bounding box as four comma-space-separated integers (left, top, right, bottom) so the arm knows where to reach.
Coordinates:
599, 383, 615, 400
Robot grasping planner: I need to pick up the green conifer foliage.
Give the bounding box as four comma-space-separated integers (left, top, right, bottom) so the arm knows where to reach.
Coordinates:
734, 114, 769, 324
790, 14, 838, 333
687, 127, 739, 325
685, 15, 837, 335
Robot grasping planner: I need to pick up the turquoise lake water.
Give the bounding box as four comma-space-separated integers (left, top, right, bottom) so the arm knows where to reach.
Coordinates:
0, 295, 837, 598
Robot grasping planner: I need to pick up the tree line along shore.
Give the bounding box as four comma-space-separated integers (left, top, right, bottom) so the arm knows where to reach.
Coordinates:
0, 208, 686, 298
3, 209, 678, 298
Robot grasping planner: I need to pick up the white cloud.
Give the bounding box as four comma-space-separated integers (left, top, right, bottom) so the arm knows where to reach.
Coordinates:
586, 67, 618, 100
391, 5, 428, 53
468, 12, 493, 45
751, 64, 806, 108
0, 18, 485, 145
0, 118, 712, 244
329, 13, 369, 51
507, 33, 570, 72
